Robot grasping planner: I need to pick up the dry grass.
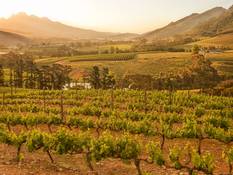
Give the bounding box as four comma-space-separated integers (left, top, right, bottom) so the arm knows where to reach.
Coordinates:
35, 51, 233, 79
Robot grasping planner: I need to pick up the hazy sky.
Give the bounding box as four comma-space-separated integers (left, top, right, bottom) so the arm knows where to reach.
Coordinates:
0, 0, 232, 33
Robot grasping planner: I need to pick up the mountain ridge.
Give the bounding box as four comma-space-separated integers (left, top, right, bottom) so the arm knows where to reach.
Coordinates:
142, 6, 227, 41
191, 5, 233, 36
0, 4, 233, 44
0, 30, 30, 46
0, 12, 138, 40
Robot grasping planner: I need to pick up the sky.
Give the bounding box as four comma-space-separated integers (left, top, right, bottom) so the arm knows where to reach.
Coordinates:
0, 0, 232, 34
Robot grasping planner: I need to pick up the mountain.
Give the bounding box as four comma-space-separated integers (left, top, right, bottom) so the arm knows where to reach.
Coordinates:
189, 33, 233, 49
143, 7, 226, 41
0, 30, 30, 46
107, 33, 139, 41
0, 12, 134, 40
0, 5, 232, 43
191, 5, 233, 36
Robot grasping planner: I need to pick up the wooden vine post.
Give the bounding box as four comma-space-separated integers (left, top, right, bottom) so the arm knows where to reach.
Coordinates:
60, 91, 64, 121
43, 88, 46, 113
169, 87, 172, 106
168, 78, 173, 112
144, 89, 147, 114
10, 82, 13, 98
10, 68, 13, 97
2, 92, 5, 107
14, 84, 16, 94
75, 80, 78, 94
111, 88, 114, 111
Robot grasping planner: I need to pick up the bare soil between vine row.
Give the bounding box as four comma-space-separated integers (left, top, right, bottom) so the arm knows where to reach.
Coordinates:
0, 125, 231, 175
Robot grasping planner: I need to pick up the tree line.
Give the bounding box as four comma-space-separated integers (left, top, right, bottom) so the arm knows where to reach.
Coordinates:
88, 66, 116, 89
120, 54, 221, 90
86, 53, 221, 91
0, 52, 71, 90
0, 49, 223, 92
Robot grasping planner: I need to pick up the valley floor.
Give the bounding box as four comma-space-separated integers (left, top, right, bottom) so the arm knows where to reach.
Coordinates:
35, 51, 233, 79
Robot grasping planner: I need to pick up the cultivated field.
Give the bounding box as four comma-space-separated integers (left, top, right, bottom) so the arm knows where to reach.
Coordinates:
0, 88, 233, 174
189, 34, 233, 49
35, 51, 233, 79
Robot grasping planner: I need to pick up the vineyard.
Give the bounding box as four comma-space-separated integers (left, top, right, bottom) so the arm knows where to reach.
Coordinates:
0, 88, 233, 174
69, 53, 137, 62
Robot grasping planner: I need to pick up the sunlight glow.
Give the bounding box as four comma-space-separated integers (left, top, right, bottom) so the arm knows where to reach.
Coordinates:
0, 0, 232, 33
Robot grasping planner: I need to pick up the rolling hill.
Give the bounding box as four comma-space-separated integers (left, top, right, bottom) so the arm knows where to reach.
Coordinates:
0, 30, 30, 46
108, 33, 139, 41
187, 33, 233, 49
0, 12, 137, 40
142, 7, 227, 41
0, 5, 232, 44
0, 12, 113, 40
191, 5, 233, 36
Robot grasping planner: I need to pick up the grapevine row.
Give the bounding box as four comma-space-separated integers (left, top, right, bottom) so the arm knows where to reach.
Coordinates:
1, 126, 231, 175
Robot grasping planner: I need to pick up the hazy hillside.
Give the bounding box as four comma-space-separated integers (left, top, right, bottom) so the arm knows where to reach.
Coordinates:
192, 5, 233, 36
184, 33, 233, 49
0, 5, 232, 43
0, 30, 29, 46
107, 33, 139, 41
0, 13, 131, 40
143, 7, 226, 41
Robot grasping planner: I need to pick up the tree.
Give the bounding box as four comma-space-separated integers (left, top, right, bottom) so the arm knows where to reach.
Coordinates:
5, 52, 17, 90
122, 74, 153, 90
14, 57, 24, 88
51, 64, 72, 90
36, 64, 71, 90
0, 52, 72, 90
188, 54, 220, 88
115, 47, 120, 53
110, 46, 115, 54
101, 67, 115, 89
88, 66, 101, 89
24, 60, 37, 89
192, 45, 200, 54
